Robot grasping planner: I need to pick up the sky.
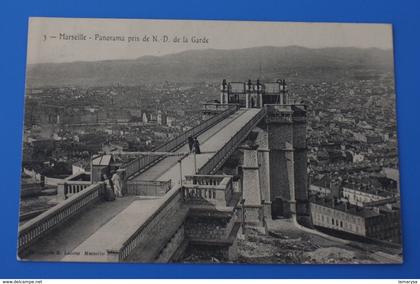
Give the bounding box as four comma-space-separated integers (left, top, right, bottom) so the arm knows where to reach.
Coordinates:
27, 17, 393, 64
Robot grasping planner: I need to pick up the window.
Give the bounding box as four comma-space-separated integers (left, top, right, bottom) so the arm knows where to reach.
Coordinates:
340, 221, 343, 228
332, 218, 334, 225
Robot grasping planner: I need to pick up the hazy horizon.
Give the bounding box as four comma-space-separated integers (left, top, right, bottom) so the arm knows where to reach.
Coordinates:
28, 45, 393, 65
27, 18, 393, 65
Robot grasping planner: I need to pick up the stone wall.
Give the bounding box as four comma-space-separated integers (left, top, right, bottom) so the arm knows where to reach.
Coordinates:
258, 150, 271, 205
243, 205, 264, 226
265, 107, 310, 224
156, 224, 186, 263
293, 118, 310, 224
267, 122, 294, 217
185, 214, 234, 241
121, 190, 187, 262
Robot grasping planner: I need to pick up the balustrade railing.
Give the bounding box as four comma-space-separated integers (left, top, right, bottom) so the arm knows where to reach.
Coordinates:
199, 108, 266, 175
185, 174, 225, 186
65, 181, 91, 196
122, 105, 238, 179
18, 182, 106, 253
126, 180, 172, 196
182, 175, 233, 206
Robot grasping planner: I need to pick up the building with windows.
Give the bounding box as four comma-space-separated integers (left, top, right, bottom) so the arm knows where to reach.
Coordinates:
310, 196, 401, 243
342, 181, 394, 207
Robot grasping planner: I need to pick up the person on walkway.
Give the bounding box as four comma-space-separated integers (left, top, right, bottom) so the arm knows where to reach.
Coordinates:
102, 173, 116, 201
193, 137, 201, 154
187, 136, 194, 152
112, 171, 123, 197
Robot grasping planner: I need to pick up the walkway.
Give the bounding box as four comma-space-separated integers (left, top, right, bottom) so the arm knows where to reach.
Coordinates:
24, 108, 261, 262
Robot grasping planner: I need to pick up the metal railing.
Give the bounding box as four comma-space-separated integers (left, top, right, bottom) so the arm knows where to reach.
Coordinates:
18, 182, 106, 253
199, 108, 266, 175
126, 180, 172, 196
122, 105, 238, 179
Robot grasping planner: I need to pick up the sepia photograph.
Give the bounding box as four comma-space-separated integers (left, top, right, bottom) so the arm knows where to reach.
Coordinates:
17, 17, 402, 264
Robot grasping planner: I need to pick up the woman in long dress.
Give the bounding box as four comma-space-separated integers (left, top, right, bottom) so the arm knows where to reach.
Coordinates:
112, 172, 123, 197
193, 137, 201, 154
102, 173, 116, 201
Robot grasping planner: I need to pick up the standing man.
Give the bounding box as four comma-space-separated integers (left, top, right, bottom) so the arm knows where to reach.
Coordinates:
193, 137, 201, 154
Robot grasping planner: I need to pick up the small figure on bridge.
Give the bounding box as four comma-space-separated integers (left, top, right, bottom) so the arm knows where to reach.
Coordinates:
102, 173, 116, 201
187, 136, 194, 152
112, 171, 123, 197
193, 137, 201, 154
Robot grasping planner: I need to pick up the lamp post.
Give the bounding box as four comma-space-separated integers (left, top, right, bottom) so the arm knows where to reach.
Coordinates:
193, 150, 197, 174
240, 198, 246, 235
178, 159, 183, 187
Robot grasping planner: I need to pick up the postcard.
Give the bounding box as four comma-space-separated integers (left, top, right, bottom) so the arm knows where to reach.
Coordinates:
18, 17, 402, 264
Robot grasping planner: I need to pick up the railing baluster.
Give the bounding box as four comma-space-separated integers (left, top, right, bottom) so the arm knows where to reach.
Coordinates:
18, 183, 105, 252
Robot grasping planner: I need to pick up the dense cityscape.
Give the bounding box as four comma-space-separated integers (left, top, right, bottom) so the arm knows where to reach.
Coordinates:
21, 81, 218, 215
292, 71, 400, 243
19, 59, 402, 264
22, 69, 400, 238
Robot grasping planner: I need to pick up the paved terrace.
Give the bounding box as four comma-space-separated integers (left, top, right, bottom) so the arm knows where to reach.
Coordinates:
25, 108, 261, 262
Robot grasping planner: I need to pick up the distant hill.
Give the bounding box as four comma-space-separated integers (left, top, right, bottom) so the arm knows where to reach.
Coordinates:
26, 46, 394, 87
